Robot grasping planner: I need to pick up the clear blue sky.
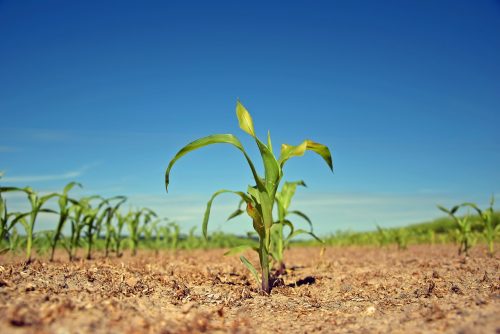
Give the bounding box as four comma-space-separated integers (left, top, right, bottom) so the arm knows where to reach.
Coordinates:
1, 0, 499, 235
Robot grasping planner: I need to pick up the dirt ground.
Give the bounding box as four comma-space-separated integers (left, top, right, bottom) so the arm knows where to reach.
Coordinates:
0, 245, 498, 334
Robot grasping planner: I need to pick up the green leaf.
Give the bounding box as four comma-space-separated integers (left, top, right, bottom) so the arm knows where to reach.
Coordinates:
40, 192, 59, 205
39, 208, 58, 215
237, 101, 281, 194
165, 134, 264, 192
279, 180, 306, 211
236, 100, 256, 137
461, 202, 482, 217
254, 137, 281, 195
286, 229, 323, 243
281, 219, 295, 236
0, 187, 25, 193
7, 212, 30, 230
240, 255, 260, 285
63, 182, 82, 196
227, 199, 245, 221
226, 209, 244, 221
203, 189, 251, 239
279, 140, 333, 172
288, 210, 313, 231
223, 245, 258, 256
437, 205, 451, 215
450, 205, 460, 215
267, 130, 273, 154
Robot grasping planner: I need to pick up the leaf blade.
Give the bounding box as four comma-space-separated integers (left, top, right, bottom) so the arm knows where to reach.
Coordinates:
165, 134, 264, 192
236, 100, 256, 137
203, 189, 251, 239
240, 255, 260, 285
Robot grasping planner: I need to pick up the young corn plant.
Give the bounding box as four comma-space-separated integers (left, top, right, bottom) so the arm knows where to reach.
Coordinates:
49, 182, 81, 261
0, 187, 24, 251
83, 197, 110, 260
151, 220, 168, 253
141, 218, 164, 252
462, 196, 498, 257
101, 196, 127, 257
165, 100, 333, 294
375, 225, 391, 248
6, 225, 22, 253
17, 188, 58, 262
393, 228, 409, 250
185, 226, 199, 249
438, 205, 472, 256
169, 222, 180, 250
127, 208, 157, 256
65, 196, 99, 261
36, 230, 54, 256
113, 210, 131, 257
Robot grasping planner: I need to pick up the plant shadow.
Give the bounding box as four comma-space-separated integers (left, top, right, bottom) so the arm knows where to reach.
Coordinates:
287, 276, 316, 287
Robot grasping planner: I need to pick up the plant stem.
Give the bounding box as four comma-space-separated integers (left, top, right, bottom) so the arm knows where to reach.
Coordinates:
26, 227, 32, 262
259, 239, 271, 294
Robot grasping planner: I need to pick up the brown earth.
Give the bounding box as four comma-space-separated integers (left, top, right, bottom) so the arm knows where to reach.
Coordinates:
0, 245, 499, 333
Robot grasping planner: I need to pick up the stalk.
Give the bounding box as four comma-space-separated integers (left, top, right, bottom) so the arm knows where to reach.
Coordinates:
259, 238, 271, 294
275, 226, 285, 274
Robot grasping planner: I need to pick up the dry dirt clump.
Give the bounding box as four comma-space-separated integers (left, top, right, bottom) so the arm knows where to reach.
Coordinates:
0, 245, 498, 333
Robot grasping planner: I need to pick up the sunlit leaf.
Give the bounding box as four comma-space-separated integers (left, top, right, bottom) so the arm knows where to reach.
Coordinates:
236, 100, 255, 137
279, 140, 333, 172
165, 134, 264, 192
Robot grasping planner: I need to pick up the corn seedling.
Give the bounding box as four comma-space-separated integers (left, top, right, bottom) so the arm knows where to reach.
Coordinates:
141, 218, 166, 253
393, 228, 409, 250
165, 100, 333, 294
6, 226, 21, 252
65, 196, 98, 260
15, 188, 58, 262
127, 208, 157, 256
102, 196, 127, 257
438, 205, 472, 256
462, 196, 498, 256
113, 210, 131, 257
49, 182, 81, 261
82, 197, 110, 260
36, 230, 55, 256
169, 222, 180, 250
0, 187, 24, 251
152, 220, 168, 253
376, 225, 391, 248
427, 229, 436, 245
185, 226, 199, 249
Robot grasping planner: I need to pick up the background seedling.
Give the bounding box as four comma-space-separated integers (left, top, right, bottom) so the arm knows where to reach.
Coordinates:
127, 208, 157, 256
438, 205, 473, 256
49, 182, 81, 261
462, 195, 498, 256
17, 187, 58, 262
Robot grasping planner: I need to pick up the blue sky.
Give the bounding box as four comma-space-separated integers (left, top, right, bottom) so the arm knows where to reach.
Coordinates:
1, 0, 499, 235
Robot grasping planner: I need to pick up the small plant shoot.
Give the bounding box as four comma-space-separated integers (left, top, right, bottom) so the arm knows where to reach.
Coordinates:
165, 100, 333, 294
